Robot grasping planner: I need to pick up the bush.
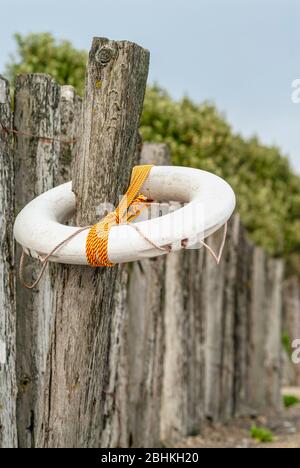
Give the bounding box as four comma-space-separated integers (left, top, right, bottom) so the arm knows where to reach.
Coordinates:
5, 33, 87, 96
282, 332, 292, 357
283, 395, 300, 408
250, 426, 274, 443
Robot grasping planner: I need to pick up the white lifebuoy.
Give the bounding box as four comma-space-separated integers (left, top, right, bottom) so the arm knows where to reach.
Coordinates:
13, 166, 236, 265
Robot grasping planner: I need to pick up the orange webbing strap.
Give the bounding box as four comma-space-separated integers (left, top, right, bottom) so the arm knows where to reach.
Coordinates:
86, 165, 154, 267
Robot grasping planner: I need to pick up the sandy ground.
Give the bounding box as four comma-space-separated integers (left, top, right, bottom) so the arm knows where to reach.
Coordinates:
170, 387, 300, 449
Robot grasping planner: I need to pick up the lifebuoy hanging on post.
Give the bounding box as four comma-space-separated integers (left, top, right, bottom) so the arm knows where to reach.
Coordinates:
14, 166, 236, 266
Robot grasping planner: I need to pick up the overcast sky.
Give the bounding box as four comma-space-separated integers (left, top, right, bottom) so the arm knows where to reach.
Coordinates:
1, 0, 299, 171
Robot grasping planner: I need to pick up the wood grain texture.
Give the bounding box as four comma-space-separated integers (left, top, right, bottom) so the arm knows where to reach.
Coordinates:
20, 82, 81, 447
73, 38, 149, 225
203, 218, 238, 422
246, 247, 268, 412
135, 143, 206, 443
219, 216, 239, 421
0, 76, 17, 448
265, 258, 284, 412
161, 248, 206, 441
58, 85, 82, 184
247, 252, 284, 414
14, 74, 60, 448
37, 38, 149, 448
115, 143, 170, 448
233, 222, 253, 416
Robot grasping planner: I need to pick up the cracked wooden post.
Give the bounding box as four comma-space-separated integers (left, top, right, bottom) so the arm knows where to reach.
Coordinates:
203, 216, 253, 423
14, 74, 61, 447
161, 247, 206, 442
58, 86, 82, 184
37, 37, 149, 448
161, 215, 241, 440
218, 216, 240, 421
14, 79, 81, 447
247, 248, 284, 414
234, 222, 253, 417
0, 76, 17, 448
283, 277, 300, 386
115, 143, 170, 448
265, 258, 284, 412
246, 246, 269, 413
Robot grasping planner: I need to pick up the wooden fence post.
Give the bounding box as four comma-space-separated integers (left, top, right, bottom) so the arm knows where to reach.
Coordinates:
219, 215, 240, 421
234, 222, 253, 416
203, 216, 239, 422
58, 86, 82, 184
247, 247, 269, 412
0, 76, 17, 448
13, 74, 61, 447
36, 37, 149, 448
115, 143, 171, 448
161, 244, 206, 441
265, 258, 284, 411
247, 250, 284, 414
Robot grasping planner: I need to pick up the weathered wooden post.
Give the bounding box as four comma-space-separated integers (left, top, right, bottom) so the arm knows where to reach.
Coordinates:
201, 216, 239, 423
217, 215, 239, 421
58, 85, 82, 184
234, 222, 253, 417
265, 258, 284, 411
13, 74, 61, 447
246, 247, 268, 411
116, 143, 170, 448
0, 76, 17, 448
36, 37, 149, 448
283, 276, 300, 386
161, 247, 206, 441
246, 248, 283, 413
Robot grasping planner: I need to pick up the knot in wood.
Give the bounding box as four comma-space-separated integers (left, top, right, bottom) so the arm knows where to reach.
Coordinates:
96, 46, 117, 66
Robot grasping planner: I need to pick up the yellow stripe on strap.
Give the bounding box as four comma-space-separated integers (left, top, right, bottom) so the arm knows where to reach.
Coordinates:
85, 165, 154, 267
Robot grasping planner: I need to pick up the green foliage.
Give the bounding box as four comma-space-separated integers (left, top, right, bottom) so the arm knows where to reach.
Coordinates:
283, 395, 300, 408
140, 86, 300, 261
5, 33, 87, 96
282, 332, 292, 357
250, 426, 274, 443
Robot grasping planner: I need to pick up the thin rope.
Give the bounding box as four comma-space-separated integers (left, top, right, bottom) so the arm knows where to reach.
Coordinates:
127, 223, 172, 253
199, 222, 228, 264
0, 122, 76, 145
19, 226, 91, 289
